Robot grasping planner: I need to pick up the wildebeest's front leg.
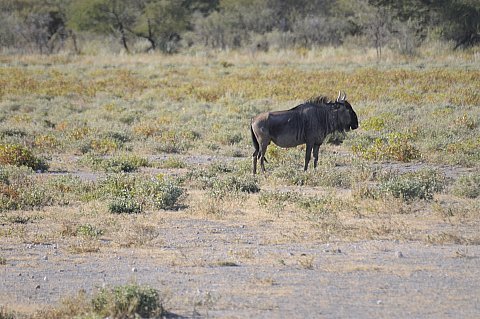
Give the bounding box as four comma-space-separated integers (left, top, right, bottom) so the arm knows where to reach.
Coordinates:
313, 144, 320, 169
304, 144, 313, 171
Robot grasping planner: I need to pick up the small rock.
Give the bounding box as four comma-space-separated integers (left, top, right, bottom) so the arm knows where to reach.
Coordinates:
43, 276, 47, 281
395, 251, 404, 258
18, 273, 22, 277
377, 300, 383, 305
42, 255, 48, 261
132, 267, 137, 272
35, 284, 41, 289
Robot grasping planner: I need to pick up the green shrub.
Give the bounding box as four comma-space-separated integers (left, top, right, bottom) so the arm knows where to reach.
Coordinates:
0, 165, 52, 211
452, 173, 480, 198
352, 133, 420, 162
186, 162, 254, 192
209, 175, 260, 198
362, 116, 386, 131
103, 155, 149, 173
98, 174, 137, 198
46, 175, 94, 205
297, 196, 334, 216
271, 163, 352, 188
30, 285, 164, 319
100, 174, 184, 212
77, 224, 104, 238
0, 144, 48, 171
108, 194, 142, 214
92, 284, 164, 319
154, 130, 198, 154
160, 157, 187, 169
139, 177, 184, 210
80, 154, 149, 173
379, 169, 445, 201
258, 191, 298, 213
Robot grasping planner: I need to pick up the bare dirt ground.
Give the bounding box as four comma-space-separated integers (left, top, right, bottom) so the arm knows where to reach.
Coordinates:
1, 155, 480, 318
2, 225, 480, 318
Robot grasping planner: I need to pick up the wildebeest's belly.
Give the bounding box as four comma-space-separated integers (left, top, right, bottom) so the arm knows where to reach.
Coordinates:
271, 134, 304, 148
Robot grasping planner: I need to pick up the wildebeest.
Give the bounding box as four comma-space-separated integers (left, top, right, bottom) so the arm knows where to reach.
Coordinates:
250, 91, 358, 174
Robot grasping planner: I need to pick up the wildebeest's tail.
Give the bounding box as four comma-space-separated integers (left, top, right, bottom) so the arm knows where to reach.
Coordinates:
250, 124, 267, 162
250, 124, 260, 156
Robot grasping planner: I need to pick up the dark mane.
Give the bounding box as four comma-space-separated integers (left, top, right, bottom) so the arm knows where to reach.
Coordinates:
289, 95, 332, 111
304, 95, 332, 106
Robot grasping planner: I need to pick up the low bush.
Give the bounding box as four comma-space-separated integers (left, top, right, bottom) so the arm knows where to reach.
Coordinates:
0, 166, 52, 211
139, 177, 184, 210
154, 130, 199, 154
0, 144, 48, 171
76, 224, 104, 238
209, 175, 260, 198
100, 174, 184, 213
188, 163, 259, 198
271, 163, 352, 188
159, 157, 187, 169
80, 154, 149, 173
379, 169, 445, 201
297, 196, 334, 216
32, 284, 164, 319
361, 116, 386, 131
103, 155, 149, 173
452, 173, 480, 198
258, 191, 298, 214
352, 133, 420, 162
92, 284, 163, 319
109, 195, 143, 214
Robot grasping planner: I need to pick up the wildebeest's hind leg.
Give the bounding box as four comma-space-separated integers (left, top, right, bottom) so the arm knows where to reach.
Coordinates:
259, 143, 268, 173
313, 144, 320, 169
252, 150, 259, 174
304, 144, 313, 171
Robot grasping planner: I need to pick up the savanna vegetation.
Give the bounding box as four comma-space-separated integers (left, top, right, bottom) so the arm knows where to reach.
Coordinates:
0, 0, 479, 55
0, 0, 479, 317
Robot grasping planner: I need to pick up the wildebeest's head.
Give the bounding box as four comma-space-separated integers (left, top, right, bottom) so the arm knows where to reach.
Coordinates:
334, 91, 358, 132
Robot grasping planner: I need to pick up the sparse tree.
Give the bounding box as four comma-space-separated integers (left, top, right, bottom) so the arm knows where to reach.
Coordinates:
68, 0, 136, 52
365, 6, 392, 59
132, 0, 188, 53
370, 0, 480, 48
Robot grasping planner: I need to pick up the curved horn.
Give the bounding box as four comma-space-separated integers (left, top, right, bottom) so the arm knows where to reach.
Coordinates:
336, 91, 341, 102
342, 91, 347, 101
